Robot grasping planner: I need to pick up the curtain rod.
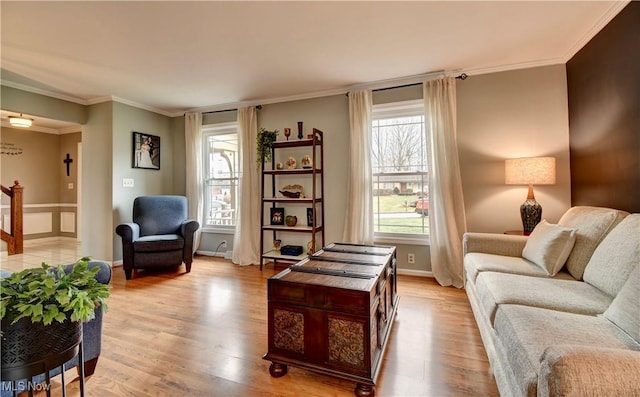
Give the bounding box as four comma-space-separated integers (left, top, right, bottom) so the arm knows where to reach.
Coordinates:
190, 105, 263, 116
346, 73, 468, 96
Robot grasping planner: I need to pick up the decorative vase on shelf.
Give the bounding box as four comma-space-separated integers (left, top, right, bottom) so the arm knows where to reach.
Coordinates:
284, 128, 291, 141
285, 215, 298, 227
297, 122, 303, 139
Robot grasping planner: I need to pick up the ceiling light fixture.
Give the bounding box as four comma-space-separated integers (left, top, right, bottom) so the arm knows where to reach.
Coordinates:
8, 113, 34, 128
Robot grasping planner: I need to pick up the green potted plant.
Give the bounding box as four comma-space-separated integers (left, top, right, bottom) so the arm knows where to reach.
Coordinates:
257, 128, 279, 167
1, 258, 110, 373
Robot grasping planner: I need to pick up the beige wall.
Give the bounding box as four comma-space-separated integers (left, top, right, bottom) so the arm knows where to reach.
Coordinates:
1, 127, 81, 242
457, 64, 572, 233
81, 102, 113, 261
2, 63, 573, 269
1, 86, 86, 124
2, 127, 60, 204
111, 102, 175, 261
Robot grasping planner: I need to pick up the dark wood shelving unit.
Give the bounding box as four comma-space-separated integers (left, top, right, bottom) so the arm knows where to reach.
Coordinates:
260, 128, 325, 270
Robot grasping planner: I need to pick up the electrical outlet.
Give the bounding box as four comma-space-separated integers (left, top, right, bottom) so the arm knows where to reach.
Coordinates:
221, 240, 227, 247
407, 253, 415, 264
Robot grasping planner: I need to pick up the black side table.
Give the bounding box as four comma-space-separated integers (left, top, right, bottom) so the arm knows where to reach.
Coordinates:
1, 328, 85, 397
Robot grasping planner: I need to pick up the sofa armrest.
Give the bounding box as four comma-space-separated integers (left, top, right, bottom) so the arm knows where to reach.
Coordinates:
462, 232, 527, 257
538, 344, 640, 397
181, 220, 200, 263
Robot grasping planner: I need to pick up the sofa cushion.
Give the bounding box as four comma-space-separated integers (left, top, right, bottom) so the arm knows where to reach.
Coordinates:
603, 267, 640, 344
494, 304, 640, 397
522, 220, 577, 276
583, 214, 640, 297
476, 272, 611, 325
464, 253, 575, 284
557, 206, 628, 280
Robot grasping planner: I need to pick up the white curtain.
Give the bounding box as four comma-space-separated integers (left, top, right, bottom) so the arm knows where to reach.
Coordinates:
342, 90, 374, 245
185, 112, 204, 251
424, 77, 467, 288
232, 106, 261, 265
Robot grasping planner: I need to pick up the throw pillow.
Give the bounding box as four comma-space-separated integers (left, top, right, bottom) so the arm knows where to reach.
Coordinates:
522, 220, 577, 276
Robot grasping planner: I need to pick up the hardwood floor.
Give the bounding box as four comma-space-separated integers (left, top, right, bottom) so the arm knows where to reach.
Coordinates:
11, 255, 499, 396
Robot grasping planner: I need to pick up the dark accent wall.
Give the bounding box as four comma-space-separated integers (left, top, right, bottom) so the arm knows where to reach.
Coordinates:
567, 2, 640, 213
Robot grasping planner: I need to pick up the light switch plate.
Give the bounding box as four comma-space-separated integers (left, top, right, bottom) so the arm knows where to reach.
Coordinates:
123, 178, 134, 188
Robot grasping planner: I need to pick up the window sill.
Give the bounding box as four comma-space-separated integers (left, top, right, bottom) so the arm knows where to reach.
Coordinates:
374, 234, 430, 246
202, 227, 235, 235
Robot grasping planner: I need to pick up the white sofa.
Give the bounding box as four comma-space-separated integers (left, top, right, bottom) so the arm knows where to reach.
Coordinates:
463, 206, 640, 396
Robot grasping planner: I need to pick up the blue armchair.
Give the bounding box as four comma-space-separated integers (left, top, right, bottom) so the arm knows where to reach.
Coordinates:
116, 195, 199, 280
0, 260, 112, 397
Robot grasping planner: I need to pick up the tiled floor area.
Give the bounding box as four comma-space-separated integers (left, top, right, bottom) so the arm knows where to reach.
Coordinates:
1, 238, 83, 273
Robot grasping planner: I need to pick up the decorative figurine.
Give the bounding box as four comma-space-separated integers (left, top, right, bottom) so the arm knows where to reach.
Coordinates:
301, 155, 312, 169
284, 128, 291, 140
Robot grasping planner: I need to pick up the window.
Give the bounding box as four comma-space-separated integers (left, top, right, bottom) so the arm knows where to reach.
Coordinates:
203, 122, 239, 229
371, 100, 429, 238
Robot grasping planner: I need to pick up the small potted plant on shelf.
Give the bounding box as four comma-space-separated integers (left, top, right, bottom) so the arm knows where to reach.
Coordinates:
1, 257, 110, 371
257, 128, 279, 167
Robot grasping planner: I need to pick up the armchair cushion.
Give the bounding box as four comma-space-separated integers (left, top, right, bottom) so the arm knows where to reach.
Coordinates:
134, 234, 184, 252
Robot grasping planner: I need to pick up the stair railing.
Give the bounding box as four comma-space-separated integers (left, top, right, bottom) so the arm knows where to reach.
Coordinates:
1, 180, 24, 255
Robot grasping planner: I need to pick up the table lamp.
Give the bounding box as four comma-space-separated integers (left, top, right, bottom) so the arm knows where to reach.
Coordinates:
505, 157, 556, 234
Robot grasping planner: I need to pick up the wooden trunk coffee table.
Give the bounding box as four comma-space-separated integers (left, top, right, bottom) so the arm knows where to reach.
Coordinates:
263, 243, 398, 397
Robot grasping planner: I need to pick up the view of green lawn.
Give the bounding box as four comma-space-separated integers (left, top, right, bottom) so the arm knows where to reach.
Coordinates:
373, 194, 429, 234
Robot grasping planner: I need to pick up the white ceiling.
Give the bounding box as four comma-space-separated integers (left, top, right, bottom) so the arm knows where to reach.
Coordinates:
0, 1, 628, 118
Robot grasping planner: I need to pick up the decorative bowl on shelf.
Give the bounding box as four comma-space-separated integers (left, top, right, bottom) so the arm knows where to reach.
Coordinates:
285, 215, 298, 227
279, 184, 304, 198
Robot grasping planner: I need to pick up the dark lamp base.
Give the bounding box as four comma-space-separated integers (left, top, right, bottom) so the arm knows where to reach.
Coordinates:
520, 199, 542, 234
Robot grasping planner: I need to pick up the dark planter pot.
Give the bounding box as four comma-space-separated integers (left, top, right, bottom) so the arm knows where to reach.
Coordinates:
1, 317, 82, 381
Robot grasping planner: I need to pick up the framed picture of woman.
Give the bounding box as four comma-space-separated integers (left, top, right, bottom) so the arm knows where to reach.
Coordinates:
132, 132, 160, 169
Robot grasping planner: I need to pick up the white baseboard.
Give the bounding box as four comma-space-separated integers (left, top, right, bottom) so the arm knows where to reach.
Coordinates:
397, 268, 433, 278
196, 250, 231, 259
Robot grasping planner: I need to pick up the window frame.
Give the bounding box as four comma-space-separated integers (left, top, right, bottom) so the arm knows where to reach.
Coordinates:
201, 121, 239, 234
371, 99, 430, 245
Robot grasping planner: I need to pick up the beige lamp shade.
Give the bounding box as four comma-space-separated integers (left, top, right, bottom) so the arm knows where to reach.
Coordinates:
505, 157, 556, 185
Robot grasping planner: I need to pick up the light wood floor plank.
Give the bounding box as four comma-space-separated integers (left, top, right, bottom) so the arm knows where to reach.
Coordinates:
18, 256, 498, 396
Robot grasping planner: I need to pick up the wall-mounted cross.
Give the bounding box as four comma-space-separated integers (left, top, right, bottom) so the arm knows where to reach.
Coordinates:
63, 153, 73, 177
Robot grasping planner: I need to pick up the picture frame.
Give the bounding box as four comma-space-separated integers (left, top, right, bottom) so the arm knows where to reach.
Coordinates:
132, 132, 160, 169
307, 208, 314, 227
270, 207, 285, 225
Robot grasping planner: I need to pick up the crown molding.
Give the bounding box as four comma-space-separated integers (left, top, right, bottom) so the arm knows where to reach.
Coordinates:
1, 79, 88, 105
561, 0, 630, 63
181, 70, 453, 117
461, 58, 565, 78
86, 95, 174, 117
